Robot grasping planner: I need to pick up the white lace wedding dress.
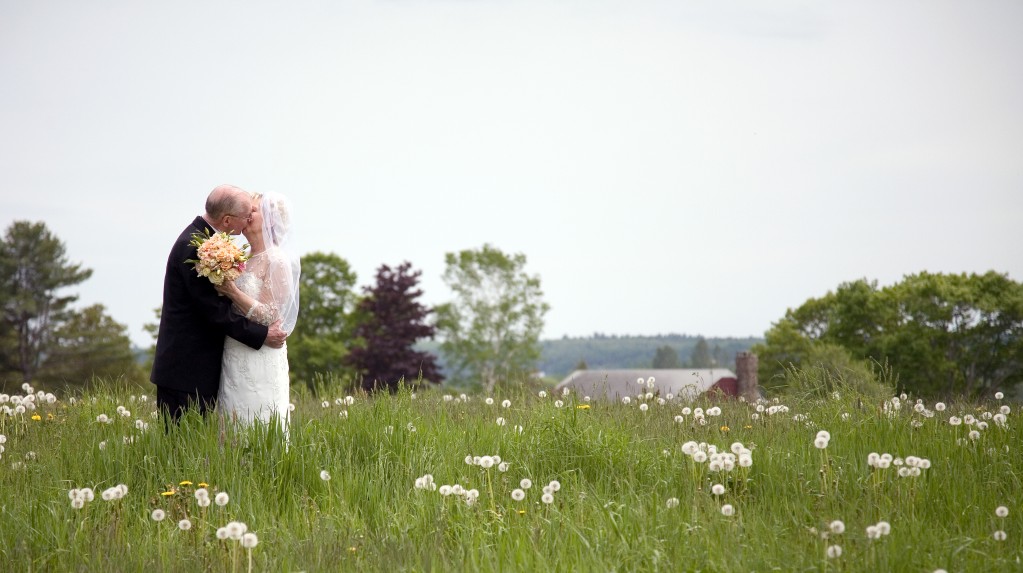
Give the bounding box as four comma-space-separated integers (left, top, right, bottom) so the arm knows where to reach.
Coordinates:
218, 251, 291, 430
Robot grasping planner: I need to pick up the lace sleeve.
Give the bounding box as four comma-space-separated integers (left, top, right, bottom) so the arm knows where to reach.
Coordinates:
244, 298, 280, 326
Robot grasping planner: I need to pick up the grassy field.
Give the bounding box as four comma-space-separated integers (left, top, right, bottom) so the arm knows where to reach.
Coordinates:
0, 378, 1019, 572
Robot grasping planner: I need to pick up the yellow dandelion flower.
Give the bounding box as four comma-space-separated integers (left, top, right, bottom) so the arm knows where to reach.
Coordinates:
31, 414, 42, 421
179, 481, 193, 486
576, 404, 590, 410
349, 547, 358, 553
517, 509, 526, 515
198, 482, 209, 488
744, 425, 752, 429
47, 413, 55, 420
720, 425, 730, 432
161, 490, 176, 496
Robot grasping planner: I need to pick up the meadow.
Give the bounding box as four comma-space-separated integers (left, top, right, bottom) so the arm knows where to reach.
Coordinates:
0, 377, 1018, 572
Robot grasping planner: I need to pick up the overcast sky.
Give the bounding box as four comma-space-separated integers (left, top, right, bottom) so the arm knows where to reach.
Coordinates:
2, 0, 1021, 348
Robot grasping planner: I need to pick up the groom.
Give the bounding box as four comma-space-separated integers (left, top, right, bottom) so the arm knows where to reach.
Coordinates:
151, 184, 287, 422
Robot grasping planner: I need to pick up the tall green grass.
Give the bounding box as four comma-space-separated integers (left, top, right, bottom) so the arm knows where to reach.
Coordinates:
0, 378, 1018, 572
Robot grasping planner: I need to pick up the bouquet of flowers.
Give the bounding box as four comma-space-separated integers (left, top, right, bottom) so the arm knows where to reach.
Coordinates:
185, 229, 249, 285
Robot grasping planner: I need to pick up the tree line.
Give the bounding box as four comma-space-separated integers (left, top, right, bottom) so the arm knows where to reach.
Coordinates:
0, 220, 549, 393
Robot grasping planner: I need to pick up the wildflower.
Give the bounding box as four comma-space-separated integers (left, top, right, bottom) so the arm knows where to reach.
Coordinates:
179, 481, 193, 487
496, 417, 506, 426
241, 532, 259, 548
719, 425, 729, 432
344, 396, 355, 405
548, 480, 561, 492
511, 489, 526, 501
826, 545, 842, 559
969, 430, 980, 441
692, 451, 708, 463
949, 417, 962, 426
520, 479, 532, 489
151, 509, 166, 522
538, 391, 547, 398
721, 504, 734, 516
479, 456, 495, 469
829, 520, 845, 534
814, 437, 829, 449
622, 397, 631, 405
554, 400, 564, 408
993, 530, 1007, 541
320, 470, 331, 481
71, 498, 85, 509
563, 387, 571, 396
995, 392, 1004, 400
876, 521, 891, 535
31, 413, 41, 421
178, 519, 192, 531
577, 404, 591, 410
498, 462, 510, 472
674, 415, 684, 423
485, 398, 494, 405
161, 490, 175, 497
96, 414, 109, 424
226, 521, 247, 540
711, 484, 726, 496
215, 492, 229, 506
541, 492, 554, 504
639, 404, 648, 412
935, 402, 946, 411
1000, 405, 1011, 415
666, 497, 680, 509
439, 485, 452, 496
995, 506, 1009, 518
501, 400, 511, 408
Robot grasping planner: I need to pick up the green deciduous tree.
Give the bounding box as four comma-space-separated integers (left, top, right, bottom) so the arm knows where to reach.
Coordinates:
753, 272, 1023, 398
288, 252, 358, 389
652, 345, 681, 368
435, 244, 549, 392
0, 221, 92, 386
39, 303, 143, 387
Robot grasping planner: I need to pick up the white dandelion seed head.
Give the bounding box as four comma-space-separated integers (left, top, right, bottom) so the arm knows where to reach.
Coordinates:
969, 430, 980, 441
178, 519, 192, 531
198, 497, 211, 508
829, 520, 845, 534
215, 492, 229, 506
814, 437, 829, 449
549, 480, 561, 492
216, 527, 229, 540
711, 484, 725, 496
241, 532, 259, 548
949, 416, 962, 426
639, 403, 648, 412
721, 504, 734, 516
826, 545, 842, 559
622, 397, 631, 405
151, 509, 166, 522
320, 470, 331, 481
1000, 405, 1011, 415
71, 498, 85, 509
101, 489, 116, 501
496, 417, 506, 426
520, 478, 532, 489
485, 397, 494, 405
555, 400, 564, 408
816, 430, 831, 441
538, 391, 547, 398
562, 387, 570, 396
682, 407, 692, 416
935, 402, 946, 411
666, 497, 680, 509
501, 400, 511, 408
439, 485, 452, 496
993, 530, 1007, 541
876, 521, 891, 535
194, 488, 209, 501
996, 506, 1009, 518
96, 414, 109, 424
541, 493, 554, 504
344, 396, 355, 405
674, 415, 684, 424
226, 521, 247, 540
995, 392, 1004, 400
479, 456, 495, 469
692, 451, 708, 463
511, 489, 525, 501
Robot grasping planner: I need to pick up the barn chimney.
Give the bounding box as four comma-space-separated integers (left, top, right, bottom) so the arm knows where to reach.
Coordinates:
735, 352, 759, 400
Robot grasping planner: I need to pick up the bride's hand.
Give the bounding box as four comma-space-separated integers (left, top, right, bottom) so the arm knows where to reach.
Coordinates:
214, 281, 238, 297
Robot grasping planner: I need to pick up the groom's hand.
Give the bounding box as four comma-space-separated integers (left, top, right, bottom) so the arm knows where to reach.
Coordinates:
265, 321, 287, 349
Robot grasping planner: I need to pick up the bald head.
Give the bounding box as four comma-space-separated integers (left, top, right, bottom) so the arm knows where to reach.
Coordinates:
204, 184, 253, 234
205, 184, 251, 220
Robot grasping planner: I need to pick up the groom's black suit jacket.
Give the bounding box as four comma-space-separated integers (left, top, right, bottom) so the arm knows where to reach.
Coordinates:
150, 216, 268, 396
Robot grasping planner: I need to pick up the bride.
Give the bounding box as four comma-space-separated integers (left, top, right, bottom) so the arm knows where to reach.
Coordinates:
215, 191, 300, 430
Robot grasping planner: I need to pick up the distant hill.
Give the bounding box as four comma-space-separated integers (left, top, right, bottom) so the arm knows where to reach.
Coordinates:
418, 334, 763, 381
